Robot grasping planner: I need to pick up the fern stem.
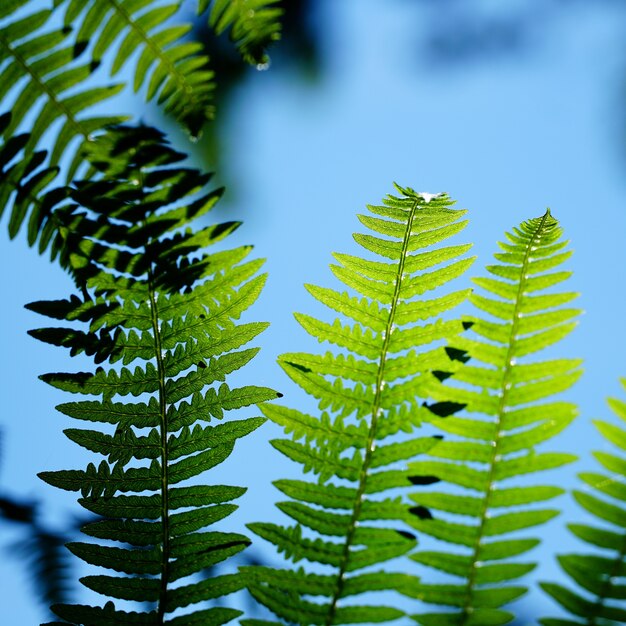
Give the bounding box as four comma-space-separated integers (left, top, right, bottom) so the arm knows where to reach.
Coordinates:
460, 210, 551, 624
148, 267, 171, 624
0, 31, 88, 142
325, 198, 421, 625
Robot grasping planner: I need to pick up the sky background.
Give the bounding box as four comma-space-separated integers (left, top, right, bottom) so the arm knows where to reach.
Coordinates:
2, 0, 626, 623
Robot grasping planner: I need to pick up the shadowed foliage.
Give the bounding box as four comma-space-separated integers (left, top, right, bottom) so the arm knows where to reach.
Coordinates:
29, 125, 278, 625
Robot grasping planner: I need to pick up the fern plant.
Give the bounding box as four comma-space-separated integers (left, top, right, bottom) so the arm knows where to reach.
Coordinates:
406, 210, 582, 625
243, 186, 475, 625
540, 379, 626, 626
29, 124, 279, 625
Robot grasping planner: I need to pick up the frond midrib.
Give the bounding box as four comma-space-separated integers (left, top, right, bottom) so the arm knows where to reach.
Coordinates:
147, 255, 171, 620
461, 210, 551, 622
325, 197, 422, 625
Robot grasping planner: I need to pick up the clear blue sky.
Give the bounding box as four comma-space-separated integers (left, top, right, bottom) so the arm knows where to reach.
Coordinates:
2, 1, 626, 623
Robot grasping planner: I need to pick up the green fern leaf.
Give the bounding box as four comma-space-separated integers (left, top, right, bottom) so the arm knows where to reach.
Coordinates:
247, 185, 474, 624
29, 125, 277, 624
56, 0, 215, 136
0, 2, 125, 178
539, 378, 626, 626
409, 210, 581, 625
201, 0, 283, 65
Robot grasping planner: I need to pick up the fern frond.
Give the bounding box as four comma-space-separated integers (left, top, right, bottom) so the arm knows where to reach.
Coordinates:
56, 0, 215, 137
0, 2, 125, 179
539, 378, 626, 626
201, 0, 283, 65
30, 125, 278, 624
408, 210, 582, 625
246, 185, 474, 625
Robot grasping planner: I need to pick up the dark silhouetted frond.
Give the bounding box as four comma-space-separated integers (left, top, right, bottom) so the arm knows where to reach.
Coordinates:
245, 186, 474, 625
540, 378, 626, 626
201, 0, 283, 65
0, 112, 73, 252
408, 210, 582, 625
55, 0, 215, 137
30, 125, 277, 624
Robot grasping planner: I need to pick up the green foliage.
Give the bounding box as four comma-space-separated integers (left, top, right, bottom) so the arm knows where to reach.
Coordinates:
201, 0, 283, 65
540, 379, 626, 626
244, 186, 475, 625
3, 3, 625, 624
30, 125, 278, 625
54, 0, 215, 137
407, 211, 582, 625
0, 1, 125, 178
0, 0, 284, 261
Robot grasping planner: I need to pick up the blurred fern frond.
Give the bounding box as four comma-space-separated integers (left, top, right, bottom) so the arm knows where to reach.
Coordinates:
55, 0, 215, 137
0, 1, 125, 179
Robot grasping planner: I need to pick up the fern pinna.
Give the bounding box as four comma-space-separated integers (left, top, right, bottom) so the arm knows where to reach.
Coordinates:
540, 379, 626, 626
244, 186, 475, 625
408, 210, 582, 625
29, 125, 278, 625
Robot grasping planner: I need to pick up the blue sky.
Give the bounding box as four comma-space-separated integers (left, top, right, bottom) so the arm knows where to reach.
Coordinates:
2, 1, 626, 623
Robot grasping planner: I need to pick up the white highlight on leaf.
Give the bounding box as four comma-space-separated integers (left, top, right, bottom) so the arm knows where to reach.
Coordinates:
417, 192, 444, 204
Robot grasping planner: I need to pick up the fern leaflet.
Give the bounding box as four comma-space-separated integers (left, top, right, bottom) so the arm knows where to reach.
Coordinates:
244, 185, 474, 625
540, 378, 626, 626
55, 0, 215, 137
408, 210, 582, 625
29, 125, 278, 625
200, 0, 283, 65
